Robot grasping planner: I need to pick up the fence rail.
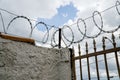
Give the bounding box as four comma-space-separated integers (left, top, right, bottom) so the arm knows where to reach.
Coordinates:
71, 33, 120, 80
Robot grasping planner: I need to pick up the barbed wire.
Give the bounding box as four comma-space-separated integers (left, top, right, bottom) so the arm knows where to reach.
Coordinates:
0, 8, 58, 28
0, 7, 57, 45
59, 0, 120, 47
68, 0, 120, 27
0, 0, 120, 48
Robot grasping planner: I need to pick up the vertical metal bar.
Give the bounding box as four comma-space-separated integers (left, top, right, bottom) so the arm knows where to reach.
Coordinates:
58, 28, 61, 48
72, 47, 76, 80
93, 39, 100, 80
112, 34, 120, 78
114, 51, 120, 79
78, 44, 83, 80
102, 37, 110, 80
86, 42, 91, 80
69, 48, 74, 80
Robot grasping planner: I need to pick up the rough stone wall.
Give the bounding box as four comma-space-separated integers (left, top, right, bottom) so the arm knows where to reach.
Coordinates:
0, 37, 71, 80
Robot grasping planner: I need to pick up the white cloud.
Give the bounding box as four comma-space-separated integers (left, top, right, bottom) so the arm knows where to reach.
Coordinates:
72, 0, 99, 10
0, 0, 71, 19
0, 0, 73, 46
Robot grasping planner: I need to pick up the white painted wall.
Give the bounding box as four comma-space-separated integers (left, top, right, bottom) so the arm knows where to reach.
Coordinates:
0, 37, 71, 80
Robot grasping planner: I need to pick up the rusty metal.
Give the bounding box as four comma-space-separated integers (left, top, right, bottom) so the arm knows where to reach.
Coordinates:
78, 44, 83, 80
72, 47, 76, 80
112, 34, 120, 78
102, 37, 110, 80
69, 48, 74, 80
104, 34, 120, 79
74, 47, 120, 60
0, 33, 35, 44
93, 39, 100, 80
86, 42, 91, 80
71, 34, 120, 80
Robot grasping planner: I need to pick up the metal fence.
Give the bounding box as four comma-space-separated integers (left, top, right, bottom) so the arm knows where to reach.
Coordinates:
71, 33, 120, 80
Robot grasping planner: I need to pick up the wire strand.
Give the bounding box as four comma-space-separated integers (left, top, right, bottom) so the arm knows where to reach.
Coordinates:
0, 1, 120, 48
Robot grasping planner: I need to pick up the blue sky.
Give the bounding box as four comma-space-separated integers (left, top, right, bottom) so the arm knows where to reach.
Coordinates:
38, 3, 77, 28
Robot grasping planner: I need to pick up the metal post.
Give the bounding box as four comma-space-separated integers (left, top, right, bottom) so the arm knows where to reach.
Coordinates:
69, 48, 74, 80
93, 39, 100, 80
102, 37, 110, 80
72, 47, 76, 80
112, 34, 120, 79
86, 42, 91, 80
78, 44, 83, 80
58, 28, 61, 48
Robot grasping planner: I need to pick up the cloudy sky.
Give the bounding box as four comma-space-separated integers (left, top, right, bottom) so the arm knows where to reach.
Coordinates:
0, 0, 120, 41
0, 0, 120, 79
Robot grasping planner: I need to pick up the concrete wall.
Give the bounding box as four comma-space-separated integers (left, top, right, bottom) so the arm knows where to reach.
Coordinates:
0, 37, 71, 80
